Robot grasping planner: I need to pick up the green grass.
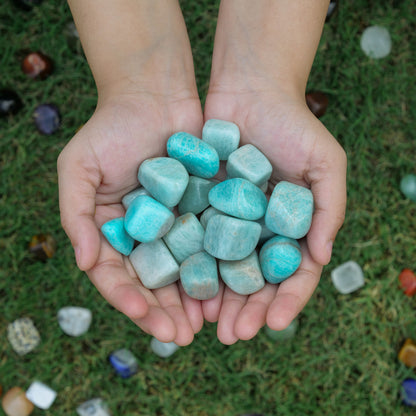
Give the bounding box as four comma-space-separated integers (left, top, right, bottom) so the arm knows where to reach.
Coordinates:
1, 0, 416, 415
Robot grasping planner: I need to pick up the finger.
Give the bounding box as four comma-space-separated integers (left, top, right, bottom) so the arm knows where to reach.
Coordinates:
201, 279, 225, 323
178, 282, 204, 335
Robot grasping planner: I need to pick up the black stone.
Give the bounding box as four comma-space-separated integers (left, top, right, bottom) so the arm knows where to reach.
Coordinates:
0, 89, 23, 117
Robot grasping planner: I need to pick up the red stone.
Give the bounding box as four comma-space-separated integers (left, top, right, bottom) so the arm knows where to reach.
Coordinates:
305, 91, 329, 118
399, 268, 416, 296
21, 52, 53, 79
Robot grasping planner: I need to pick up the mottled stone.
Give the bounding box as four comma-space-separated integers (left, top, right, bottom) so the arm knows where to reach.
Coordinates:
219, 251, 265, 295
180, 251, 219, 300
7, 317, 41, 355
162, 213, 205, 264
25, 381, 57, 410
360, 26, 392, 59
129, 239, 179, 289
265, 181, 313, 239
2, 387, 34, 416
204, 214, 261, 261
57, 306, 92, 337
400, 174, 416, 202
108, 348, 138, 378
121, 187, 150, 210
150, 338, 179, 358
178, 176, 216, 215
265, 319, 298, 341
28, 233, 56, 261
202, 119, 240, 160
402, 378, 416, 407
199, 206, 222, 229
167, 132, 219, 178
331, 261, 365, 294
124, 195, 174, 243
76, 398, 111, 416
226, 144, 272, 186
101, 217, 134, 256
259, 236, 301, 283
399, 339, 416, 368
21, 51, 53, 79
138, 157, 189, 207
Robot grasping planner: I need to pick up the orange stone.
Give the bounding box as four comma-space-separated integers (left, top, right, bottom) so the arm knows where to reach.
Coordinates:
399, 339, 416, 368
399, 268, 416, 296
2, 387, 34, 416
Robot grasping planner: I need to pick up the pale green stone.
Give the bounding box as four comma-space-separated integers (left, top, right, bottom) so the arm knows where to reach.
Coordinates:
178, 176, 216, 215
121, 187, 150, 210
199, 206, 223, 229
265, 319, 298, 341
202, 119, 240, 160
400, 174, 416, 202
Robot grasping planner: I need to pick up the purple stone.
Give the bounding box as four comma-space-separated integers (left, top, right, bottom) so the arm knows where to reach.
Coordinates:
33, 103, 60, 135
0, 89, 23, 117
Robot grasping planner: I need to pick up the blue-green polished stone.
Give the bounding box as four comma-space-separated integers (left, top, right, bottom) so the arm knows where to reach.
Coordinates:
226, 144, 273, 186
204, 214, 261, 261
265, 181, 313, 239
138, 157, 189, 207
199, 206, 223, 229
129, 239, 179, 289
124, 195, 174, 243
400, 174, 416, 202
101, 217, 134, 256
265, 319, 298, 341
202, 119, 240, 160
259, 235, 301, 283
208, 178, 267, 220
121, 187, 150, 210
180, 251, 219, 300
163, 213, 205, 264
167, 132, 219, 178
178, 176, 217, 215
219, 251, 265, 295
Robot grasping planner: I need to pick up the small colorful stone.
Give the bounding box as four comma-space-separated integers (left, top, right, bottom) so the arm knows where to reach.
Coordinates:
399, 269, 416, 296
202, 119, 240, 160
402, 378, 416, 407
138, 157, 189, 207
25, 381, 57, 410
57, 306, 92, 337
0, 89, 23, 117
21, 51, 53, 79
2, 387, 34, 416
305, 91, 329, 118
209, 178, 268, 221
399, 339, 416, 368
101, 217, 134, 256
204, 214, 261, 261
76, 398, 111, 416
109, 348, 139, 378
178, 176, 216, 215
7, 317, 41, 355
400, 174, 416, 202
331, 261, 365, 294
33, 103, 60, 135
150, 337, 179, 358
129, 239, 179, 289
265, 181, 313, 239
28, 233, 56, 261
265, 319, 298, 341
167, 132, 219, 178
121, 187, 150, 210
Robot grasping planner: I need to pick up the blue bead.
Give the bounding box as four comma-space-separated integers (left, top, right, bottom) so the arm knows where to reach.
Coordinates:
167, 132, 219, 178
202, 119, 240, 160
101, 217, 134, 256
259, 236, 301, 283
402, 378, 416, 406
109, 348, 138, 378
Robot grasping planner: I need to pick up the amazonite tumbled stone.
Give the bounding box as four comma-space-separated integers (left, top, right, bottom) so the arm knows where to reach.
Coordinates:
101, 217, 134, 256
256, 216, 276, 246
209, 178, 267, 220
180, 251, 219, 300
167, 132, 219, 178
178, 176, 216, 215
204, 214, 261, 260
199, 206, 222, 229
219, 251, 265, 295
226, 144, 273, 186
265, 181, 313, 239
400, 174, 416, 202
259, 235, 301, 283
163, 213, 205, 264
121, 187, 150, 210
138, 157, 189, 207
125, 195, 174, 243
129, 239, 179, 289
202, 119, 240, 160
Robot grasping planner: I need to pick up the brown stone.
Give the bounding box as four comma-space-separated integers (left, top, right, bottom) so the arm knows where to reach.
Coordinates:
305, 91, 329, 118
398, 339, 416, 368
28, 234, 56, 261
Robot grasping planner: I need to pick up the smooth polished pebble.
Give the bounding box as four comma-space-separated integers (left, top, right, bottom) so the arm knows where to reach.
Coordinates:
76, 398, 111, 416
204, 214, 261, 261
124, 195, 174, 243
25, 381, 57, 410
360, 25, 392, 59
162, 213, 205, 264
121, 187, 150, 210
138, 157, 189, 207
331, 261, 365, 294
226, 144, 273, 186
265, 181, 313, 239
57, 306, 92, 337
209, 178, 267, 220
167, 132, 219, 178
256, 216, 276, 246
259, 236, 301, 283
7, 317, 41, 355
400, 174, 416, 202
108, 348, 139, 378
202, 119, 240, 160
101, 217, 134, 256
180, 251, 219, 300
399, 339, 416, 368
265, 319, 298, 341
402, 378, 416, 407
219, 251, 265, 295
150, 337, 179, 358
199, 206, 222, 229
2, 387, 34, 416
178, 176, 216, 215
129, 239, 179, 289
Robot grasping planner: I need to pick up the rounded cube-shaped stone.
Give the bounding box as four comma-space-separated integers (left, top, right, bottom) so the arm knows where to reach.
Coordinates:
259, 236, 301, 283
7, 317, 41, 355
219, 251, 265, 295
204, 214, 261, 261
2, 387, 34, 416
125, 195, 174, 243
121, 187, 150, 210
129, 239, 179, 289
101, 217, 134, 256
26, 381, 57, 410
57, 306, 92, 337
178, 176, 216, 215
163, 213, 205, 264
180, 251, 219, 300
331, 261, 365, 294
138, 157, 189, 207
200, 206, 223, 229
202, 119, 240, 160
109, 348, 139, 378
150, 338, 179, 358
167, 132, 219, 178
265, 181, 313, 239
226, 144, 273, 186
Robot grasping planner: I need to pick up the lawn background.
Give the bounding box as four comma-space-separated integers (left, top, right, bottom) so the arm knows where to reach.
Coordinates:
1, 0, 415, 415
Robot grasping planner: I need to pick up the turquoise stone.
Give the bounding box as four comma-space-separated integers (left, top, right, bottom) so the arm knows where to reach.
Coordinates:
208, 178, 267, 220
180, 251, 219, 300
400, 174, 416, 202
202, 119, 240, 160
265, 319, 298, 341
121, 187, 150, 210
265, 181, 313, 239
101, 217, 134, 256
204, 214, 261, 260
256, 216, 276, 246
167, 132, 219, 178
124, 195, 174, 243
178, 176, 216, 215
162, 213, 205, 264
259, 235, 301, 283
129, 239, 179, 289
226, 144, 273, 186
199, 206, 223, 229
138, 157, 189, 207
219, 251, 265, 295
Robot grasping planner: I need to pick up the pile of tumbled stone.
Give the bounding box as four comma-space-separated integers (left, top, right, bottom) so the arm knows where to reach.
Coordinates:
101, 119, 314, 300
